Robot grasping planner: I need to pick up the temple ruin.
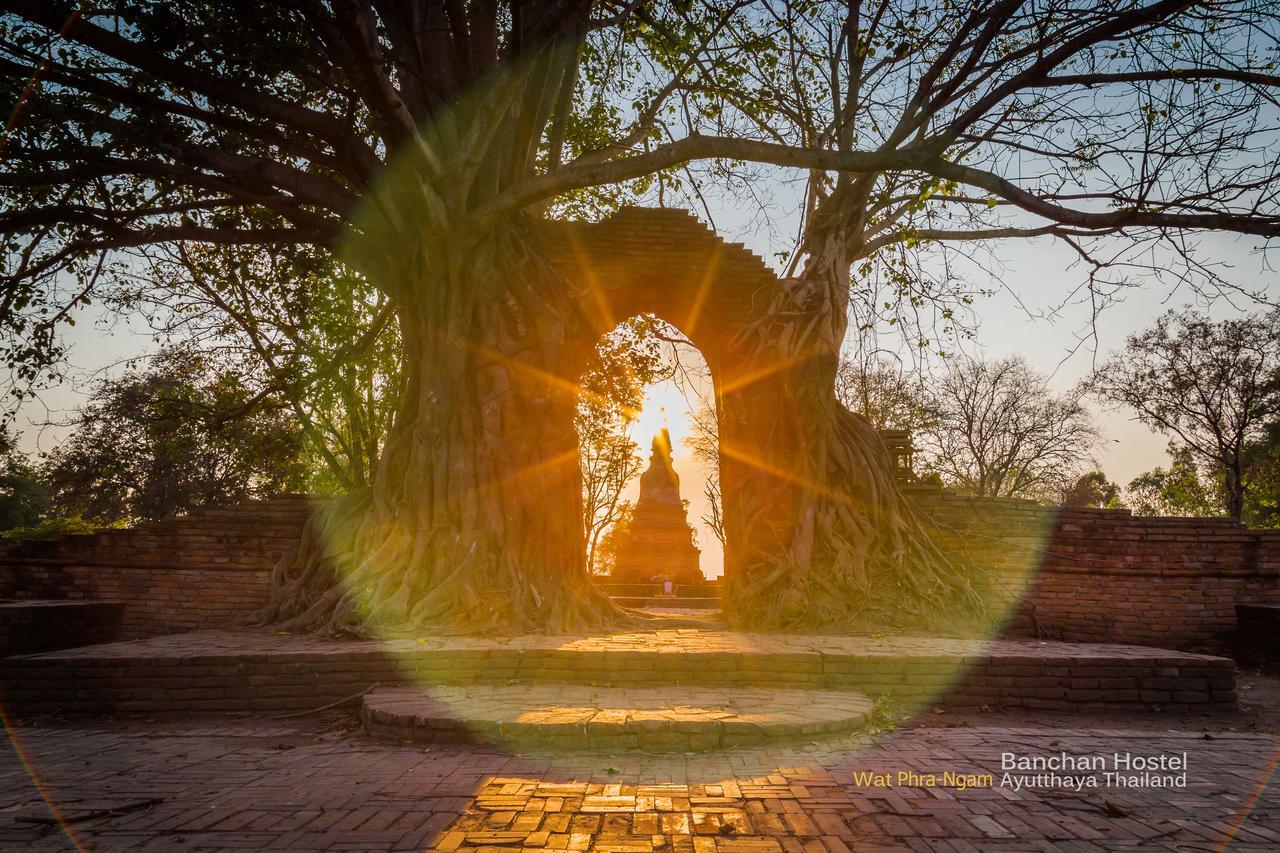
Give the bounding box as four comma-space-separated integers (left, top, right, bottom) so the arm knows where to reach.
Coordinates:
608, 429, 704, 586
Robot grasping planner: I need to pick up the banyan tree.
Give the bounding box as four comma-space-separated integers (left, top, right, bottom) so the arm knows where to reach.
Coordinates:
4, 1, 1280, 634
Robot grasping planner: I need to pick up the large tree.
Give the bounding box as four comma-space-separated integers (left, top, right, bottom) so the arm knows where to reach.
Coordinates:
3, 1, 1280, 633
1088, 308, 1280, 519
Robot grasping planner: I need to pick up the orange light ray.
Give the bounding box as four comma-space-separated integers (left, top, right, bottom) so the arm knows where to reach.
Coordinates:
464, 340, 637, 417
561, 228, 622, 335
718, 441, 854, 506
715, 347, 821, 397
1215, 735, 1280, 851
487, 446, 581, 493
680, 248, 722, 339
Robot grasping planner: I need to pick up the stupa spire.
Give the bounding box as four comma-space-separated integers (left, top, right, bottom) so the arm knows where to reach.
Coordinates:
609, 422, 703, 585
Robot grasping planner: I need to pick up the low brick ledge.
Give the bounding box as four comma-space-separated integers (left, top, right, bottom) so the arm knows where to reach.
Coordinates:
1235, 604, 1280, 670
362, 684, 874, 752
0, 628, 1236, 715
0, 599, 124, 655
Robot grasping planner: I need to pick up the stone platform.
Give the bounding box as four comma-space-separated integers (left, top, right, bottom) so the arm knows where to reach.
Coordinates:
0, 599, 123, 655
0, 627, 1236, 716
1235, 603, 1280, 669
362, 684, 874, 751
5, 715, 1280, 851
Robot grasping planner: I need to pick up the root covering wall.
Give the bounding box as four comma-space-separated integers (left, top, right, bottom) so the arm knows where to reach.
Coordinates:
1, 489, 1278, 649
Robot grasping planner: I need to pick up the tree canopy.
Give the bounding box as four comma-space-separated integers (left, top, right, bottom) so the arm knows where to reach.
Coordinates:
0, 422, 46, 530
41, 346, 307, 522
5, 1, 1280, 401
1060, 470, 1122, 509
917, 355, 1098, 501
1125, 445, 1225, 517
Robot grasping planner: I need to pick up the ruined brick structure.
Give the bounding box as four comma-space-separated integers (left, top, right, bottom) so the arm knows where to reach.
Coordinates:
909, 488, 1280, 651
609, 430, 703, 586
536, 207, 807, 592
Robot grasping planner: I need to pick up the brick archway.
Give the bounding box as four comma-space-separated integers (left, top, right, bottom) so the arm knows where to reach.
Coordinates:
536, 207, 778, 366
536, 207, 794, 592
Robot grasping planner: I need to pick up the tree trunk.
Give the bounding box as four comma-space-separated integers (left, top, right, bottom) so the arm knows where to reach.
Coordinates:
255, 227, 622, 635
719, 244, 992, 633
1226, 454, 1245, 520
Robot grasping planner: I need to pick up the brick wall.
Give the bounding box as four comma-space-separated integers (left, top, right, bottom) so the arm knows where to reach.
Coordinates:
2, 490, 1277, 649
909, 489, 1280, 651
0, 495, 311, 638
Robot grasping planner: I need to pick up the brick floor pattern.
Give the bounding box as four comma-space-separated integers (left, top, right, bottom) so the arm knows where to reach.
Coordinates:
2, 718, 1276, 851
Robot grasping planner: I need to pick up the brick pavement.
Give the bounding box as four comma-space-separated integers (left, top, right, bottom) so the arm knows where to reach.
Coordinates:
1, 712, 1276, 851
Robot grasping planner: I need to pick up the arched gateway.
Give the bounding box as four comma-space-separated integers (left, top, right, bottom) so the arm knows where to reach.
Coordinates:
534, 207, 946, 624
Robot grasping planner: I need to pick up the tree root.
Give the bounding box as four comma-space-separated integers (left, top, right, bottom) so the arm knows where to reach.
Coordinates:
250, 490, 628, 637
725, 407, 1000, 636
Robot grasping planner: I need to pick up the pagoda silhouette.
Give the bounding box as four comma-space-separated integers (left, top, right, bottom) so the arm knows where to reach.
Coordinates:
610, 428, 704, 586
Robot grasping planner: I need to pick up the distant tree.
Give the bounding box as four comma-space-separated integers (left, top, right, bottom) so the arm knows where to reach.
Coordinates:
123, 243, 400, 493
577, 318, 672, 575
1127, 430, 1280, 526
1088, 309, 1280, 520
43, 347, 308, 523
835, 353, 936, 434
593, 502, 634, 579
1126, 446, 1222, 518
1242, 419, 1280, 528
1061, 471, 1122, 509
918, 357, 1098, 501
686, 401, 724, 548
0, 424, 47, 531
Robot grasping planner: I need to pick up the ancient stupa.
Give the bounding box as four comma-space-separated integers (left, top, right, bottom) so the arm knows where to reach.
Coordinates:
610, 428, 704, 585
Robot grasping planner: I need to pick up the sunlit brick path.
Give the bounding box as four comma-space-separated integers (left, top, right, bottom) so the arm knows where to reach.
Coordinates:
2, 715, 1277, 851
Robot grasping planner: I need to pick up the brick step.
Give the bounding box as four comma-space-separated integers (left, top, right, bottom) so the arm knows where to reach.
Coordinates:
0, 628, 1236, 716
362, 684, 874, 752
611, 596, 721, 609
0, 600, 123, 655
